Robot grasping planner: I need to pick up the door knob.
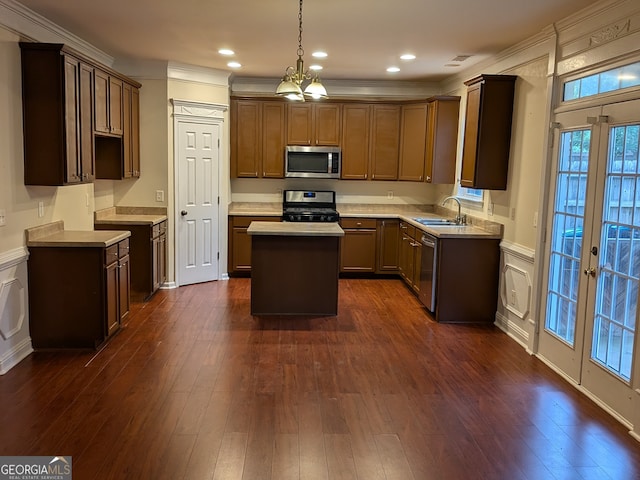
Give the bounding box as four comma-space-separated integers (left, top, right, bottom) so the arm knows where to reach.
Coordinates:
181, 210, 188, 216
583, 267, 596, 277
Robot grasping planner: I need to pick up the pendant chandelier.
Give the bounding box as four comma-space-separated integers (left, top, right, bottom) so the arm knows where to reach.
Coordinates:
275, 0, 328, 101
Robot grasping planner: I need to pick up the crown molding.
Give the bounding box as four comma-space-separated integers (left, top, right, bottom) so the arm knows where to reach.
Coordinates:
167, 61, 231, 86
0, 0, 113, 66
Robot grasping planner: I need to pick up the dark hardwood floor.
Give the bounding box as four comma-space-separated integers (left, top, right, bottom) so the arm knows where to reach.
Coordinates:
1, 278, 639, 479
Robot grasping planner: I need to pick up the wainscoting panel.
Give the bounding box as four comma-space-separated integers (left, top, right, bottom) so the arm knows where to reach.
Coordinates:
0, 247, 32, 374
495, 240, 536, 353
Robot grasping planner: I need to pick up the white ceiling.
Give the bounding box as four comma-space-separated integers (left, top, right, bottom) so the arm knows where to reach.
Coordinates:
17, 0, 600, 82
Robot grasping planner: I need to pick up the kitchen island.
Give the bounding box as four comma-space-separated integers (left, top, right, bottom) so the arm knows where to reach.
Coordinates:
247, 221, 344, 316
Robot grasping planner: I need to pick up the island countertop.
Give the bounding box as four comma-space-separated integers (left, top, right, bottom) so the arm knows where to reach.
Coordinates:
247, 221, 345, 237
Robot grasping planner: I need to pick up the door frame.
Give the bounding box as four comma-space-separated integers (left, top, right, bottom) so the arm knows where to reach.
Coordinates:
171, 99, 227, 287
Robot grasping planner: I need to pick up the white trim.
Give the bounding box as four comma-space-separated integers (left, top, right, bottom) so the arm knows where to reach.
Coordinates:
0, 337, 32, 375
0, 247, 29, 270
499, 240, 536, 263
0, 0, 113, 66
159, 281, 177, 290
500, 264, 532, 320
170, 99, 228, 121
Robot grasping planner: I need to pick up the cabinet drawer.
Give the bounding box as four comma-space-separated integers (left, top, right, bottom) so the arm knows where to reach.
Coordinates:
399, 221, 416, 239
118, 238, 130, 258
152, 221, 167, 238
340, 218, 377, 229
105, 244, 119, 265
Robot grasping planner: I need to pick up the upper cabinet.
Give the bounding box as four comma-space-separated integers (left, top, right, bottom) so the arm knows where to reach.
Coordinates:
370, 104, 401, 180
398, 103, 427, 181
287, 103, 341, 146
94, 70, 123, 136
231, 99, 286, 178
460, 74, 516, 190
20, 43, 95, 186
20, 42, 142, 186
341, 104, 371, 179
424, 96, 460, 184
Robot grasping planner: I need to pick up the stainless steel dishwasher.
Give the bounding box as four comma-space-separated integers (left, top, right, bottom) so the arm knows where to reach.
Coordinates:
419, 232, 438, 311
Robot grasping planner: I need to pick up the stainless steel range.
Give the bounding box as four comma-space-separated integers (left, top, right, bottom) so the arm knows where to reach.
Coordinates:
282, 190, 340, 222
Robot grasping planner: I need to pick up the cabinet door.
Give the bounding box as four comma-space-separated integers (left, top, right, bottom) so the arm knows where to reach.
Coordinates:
341, 104, 370, 179
398, 231, 414, 283
233, 100, 261, 177
94, 69, 110, 134
159, 233, 167, 286
105, 260, 119, 337
79, 62, 95, 182
425, 97, 459, 184
109, 77, 124, 135
123, 83, 133, 178
460, 82, 482, 188
314, 103, 341, 145
63, 56, 81, 184
411, 242, 422, 293
262, 102, 286, 178
376, 219, 399, 273
287, 103, 313, 145
399, 103, 427, 181
370, 105, 400, 180
232, 227, 253, 272
131, 87, 141, 177
118, 254, 130, 321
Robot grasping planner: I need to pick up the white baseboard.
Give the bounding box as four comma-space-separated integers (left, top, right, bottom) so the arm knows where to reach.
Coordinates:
0, 337, 33, 375
495, 311, 532, 354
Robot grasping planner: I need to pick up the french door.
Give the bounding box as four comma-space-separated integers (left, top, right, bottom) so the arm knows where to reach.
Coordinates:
538, 99, 640, 422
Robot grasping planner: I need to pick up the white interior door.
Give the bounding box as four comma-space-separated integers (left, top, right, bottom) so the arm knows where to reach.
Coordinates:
538, 100, 640, 422
176, 121, 220, 286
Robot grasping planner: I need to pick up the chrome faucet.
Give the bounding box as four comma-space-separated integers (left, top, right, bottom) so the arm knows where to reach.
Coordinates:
442, 196, 465, 224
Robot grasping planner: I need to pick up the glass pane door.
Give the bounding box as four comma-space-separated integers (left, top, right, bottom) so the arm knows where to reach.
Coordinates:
592, 123, 640, 382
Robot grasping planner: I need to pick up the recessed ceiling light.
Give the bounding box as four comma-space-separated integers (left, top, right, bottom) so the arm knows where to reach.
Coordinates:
400, 54, 416, 60
227, 61, 242, 68
451, 55, 472, 62
309, 65, 323, 71
444, 63, 460, 67
218, 49, 235, 56
312, 51, 328, 58
387, 66, 400, 73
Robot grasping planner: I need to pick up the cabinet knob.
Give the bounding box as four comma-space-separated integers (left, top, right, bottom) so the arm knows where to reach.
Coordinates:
426, 176, 431, 181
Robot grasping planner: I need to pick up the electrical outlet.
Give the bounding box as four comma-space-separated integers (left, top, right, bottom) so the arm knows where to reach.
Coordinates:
155, 190, 165, 202
38, 201, 44, 218
387, 191, 394, 199
0, 209, 5, 226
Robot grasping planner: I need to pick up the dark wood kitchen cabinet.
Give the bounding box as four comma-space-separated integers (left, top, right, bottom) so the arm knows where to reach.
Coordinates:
460, 74, 516, 190
27, 236, 130, 349
398, 103, 428, 181
231, 99, 286, 178
123, 83, 141, 178
398, 221, 421, 293
376, 218, 399, 273
94, 69, 124, 136
287, 103, 341, 146
370, 104, 401, 180
95, 220, 167, 301
425, 96, 460, 184
339, 218, 377, 273
20, 43, 95, 185
228, 215, 281, 274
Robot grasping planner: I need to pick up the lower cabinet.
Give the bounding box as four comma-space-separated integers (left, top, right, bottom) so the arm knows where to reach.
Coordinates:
228, 216, 281, 274
28, 237, 130, 349
376, 219, 399, 273
398, 221, 421, 293
340, 218, 378, 272
95, 220, 167, 301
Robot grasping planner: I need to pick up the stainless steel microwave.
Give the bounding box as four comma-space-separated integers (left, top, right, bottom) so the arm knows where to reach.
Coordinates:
285, 146, 341, 179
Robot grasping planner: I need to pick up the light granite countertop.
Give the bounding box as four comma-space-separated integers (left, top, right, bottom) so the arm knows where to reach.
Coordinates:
247, 221, 344, 237
94, 206, 168, 226
229, 202, 503, 239
26, 221, 131, 248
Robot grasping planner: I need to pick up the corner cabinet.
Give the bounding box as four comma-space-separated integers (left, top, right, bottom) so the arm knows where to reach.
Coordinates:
398, 103, 427, 181
370, 105, 401, 180
460, 74, 516, 190
231, 99, 286, 178
20, 43, 95, 185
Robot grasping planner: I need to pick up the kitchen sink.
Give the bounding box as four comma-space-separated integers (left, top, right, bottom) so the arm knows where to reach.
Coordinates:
413, 217, 459, 226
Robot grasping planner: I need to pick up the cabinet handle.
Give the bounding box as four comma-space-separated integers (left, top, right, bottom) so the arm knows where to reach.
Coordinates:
426, 176, 431, 181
